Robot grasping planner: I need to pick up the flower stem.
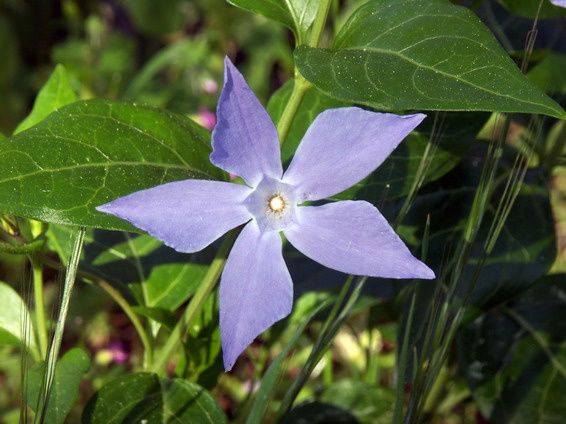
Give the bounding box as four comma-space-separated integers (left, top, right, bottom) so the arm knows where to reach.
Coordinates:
96, 279, 154, 368
34, 228, 85, 424
277, 0, 331, 145
308, 0, 332, 48
276, 74, 311, 144
31, 256, 48, 359
151, 234, 234, 374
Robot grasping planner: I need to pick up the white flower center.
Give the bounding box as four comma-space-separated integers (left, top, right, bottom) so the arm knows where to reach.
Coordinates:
268, 195, 286, 212
244, 177, 297, 232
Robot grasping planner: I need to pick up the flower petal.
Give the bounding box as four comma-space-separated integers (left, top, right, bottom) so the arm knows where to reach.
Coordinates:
220, 221, 293, 370
97, 180, 252, 253
550, 0, 566, 8
210, 57, 283, 187
283, 108, 426, 200
284, 201, 435, 279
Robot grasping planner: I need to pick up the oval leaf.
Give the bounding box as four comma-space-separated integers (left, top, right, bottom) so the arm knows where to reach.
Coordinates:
27, 348, 91, 424
14, 64, 77, 135
0, 280, 37, 355
295, 0, 565, 118
82, 373, 227, 424
0, 100, 223, 231
228, 0, 318, 43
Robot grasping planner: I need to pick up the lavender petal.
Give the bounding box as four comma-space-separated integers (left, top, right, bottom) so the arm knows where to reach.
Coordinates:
283, 108, 425, 200
284, 201, 435, 279
220, 221, 293, 370
97, 180, 252, 253
211, 57, 283, 187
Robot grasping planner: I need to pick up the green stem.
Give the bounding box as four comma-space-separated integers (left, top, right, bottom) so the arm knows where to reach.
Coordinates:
31, 257, 48, 359
276, 74, 311, 144
151, 234, 234, 374
34, 228, 85, 424
276, 0, 331, 144
97, 279, 154, 368
308, 0, 332, 48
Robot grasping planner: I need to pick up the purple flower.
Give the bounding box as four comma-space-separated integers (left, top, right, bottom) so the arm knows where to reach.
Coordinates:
97, 58, 435, 370
550, 0, 566, 7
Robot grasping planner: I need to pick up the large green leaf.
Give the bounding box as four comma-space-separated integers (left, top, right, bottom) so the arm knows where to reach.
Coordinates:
82, 373, 227, 424
14, 64, 77, 135
0, 281, 37, 355
227, 0, 318, 43
295, 0, 565, 118
27, 348, 90, 424
458, 275, 566, 423
47, 225, 207, 311
0, 100, 223, 231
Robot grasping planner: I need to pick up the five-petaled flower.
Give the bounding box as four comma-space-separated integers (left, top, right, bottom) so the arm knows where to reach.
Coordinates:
97, 57, 435, 371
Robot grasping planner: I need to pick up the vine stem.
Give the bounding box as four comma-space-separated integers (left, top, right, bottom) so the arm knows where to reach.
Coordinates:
31, 256, 48, 359
34, 228, 85, 424
276, 0, 331, 144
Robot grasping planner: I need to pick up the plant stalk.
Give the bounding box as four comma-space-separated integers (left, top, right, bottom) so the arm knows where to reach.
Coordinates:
31, 256, 48, 359
34, 228, 85, 424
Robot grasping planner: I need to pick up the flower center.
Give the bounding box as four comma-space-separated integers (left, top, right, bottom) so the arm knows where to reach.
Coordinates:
268, 195, 286, 212
244, 177, 297, 232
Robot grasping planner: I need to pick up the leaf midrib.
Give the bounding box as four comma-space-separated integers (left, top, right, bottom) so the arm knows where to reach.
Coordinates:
0, 161, 210, 186
335, 46, 560, 116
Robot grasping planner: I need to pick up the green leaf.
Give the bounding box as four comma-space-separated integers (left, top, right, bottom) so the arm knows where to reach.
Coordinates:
0, 100, 223, 231
458, 275, 566, 423
0, 280, 37, 355
295, 0, 565, 118
47, 225, 207, 310
246, 299, 330, 424
163, 379, 227, 423
227, 0, 318, 43
15, 64, 77, 135
82, 373, 227, 424
82, 373, 163, 424
497, 0, 566, 18
528, 53, 566, 95
27, 348, 90, 424
132, 306, 177, 329
319, 380, 394, 424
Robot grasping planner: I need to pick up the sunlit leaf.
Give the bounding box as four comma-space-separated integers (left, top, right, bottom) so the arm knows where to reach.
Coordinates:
0, 280, 37, 355
14, 64, 77, 134
0, 100, 223, 231
295, 0, 565, 118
